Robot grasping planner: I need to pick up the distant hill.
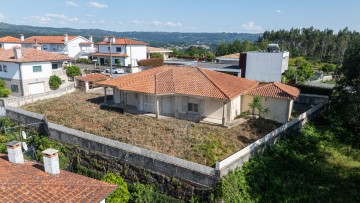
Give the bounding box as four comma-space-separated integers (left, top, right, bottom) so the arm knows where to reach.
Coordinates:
0, 22, 262, 47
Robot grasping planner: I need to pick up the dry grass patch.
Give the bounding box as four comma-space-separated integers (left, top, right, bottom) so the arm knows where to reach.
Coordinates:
23, 91, 281, 166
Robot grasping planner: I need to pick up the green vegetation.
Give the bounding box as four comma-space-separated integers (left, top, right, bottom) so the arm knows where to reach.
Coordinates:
137, 58, 164, 67
76, 58, 92, 64
212, 120, 360, 202
150, 52, 164, 59
0, 79, 11, 97
215, 39, 268, 56
172, 46, 215, 60
129, 183, 183, 203
248, 96, 268, 118
101, 173, 130, 203
65, 65, 81, 80
49, 75, 62, 90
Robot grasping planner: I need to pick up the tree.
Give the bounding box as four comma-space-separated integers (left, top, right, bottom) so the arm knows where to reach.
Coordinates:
321, 64, 336, 73
101, 173, 130, 203
248, 96, 268, 118
0, 79, 10, 97
65, 65, 81, 80
150, 52, 164, 59
49, 75, 62, 90
330, 36, 360, 141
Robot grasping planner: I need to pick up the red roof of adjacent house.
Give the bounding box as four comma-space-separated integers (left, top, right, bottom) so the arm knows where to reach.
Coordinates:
245, 82, 300, 100
75, 73, 110, 82
80, 42, 93, 45
0, 154, 117, 203
0, 36, 21, 43
98, 65, 259, 100
0, 48, 73, 62
22, 36, 78, 44
92, 53, 128, 57
147, 46, 173, 53
96, 38, 147, 45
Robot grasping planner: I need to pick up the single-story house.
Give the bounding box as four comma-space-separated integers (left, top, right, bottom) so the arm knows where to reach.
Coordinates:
75, 73, 110, 92
147, 46, 173, 60
0, 47, 73, 96
98, 65, 300, 125
216, 53, 240, 64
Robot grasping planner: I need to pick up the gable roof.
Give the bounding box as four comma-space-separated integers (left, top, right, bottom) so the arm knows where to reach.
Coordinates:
22, 36, 78, 44
75, 73, 110, 82
245, 82, 300, 100
98, 65, 259, 100
147, 46, 173, 53
96, 38, 147, 45
0, 36, 21, 43
0, 48, 73, 63
0, 153, 116, 202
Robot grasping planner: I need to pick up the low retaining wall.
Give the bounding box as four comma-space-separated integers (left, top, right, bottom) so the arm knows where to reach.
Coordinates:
296, 93, 329, 105
215, 101, 328, 177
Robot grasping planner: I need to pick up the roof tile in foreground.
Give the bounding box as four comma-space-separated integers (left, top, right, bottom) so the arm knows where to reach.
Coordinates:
0, 154, 117, 203
0, 48, 73, 63
75, 73, 110, 82
244, 82, 300, 100
98, 65, 259, 100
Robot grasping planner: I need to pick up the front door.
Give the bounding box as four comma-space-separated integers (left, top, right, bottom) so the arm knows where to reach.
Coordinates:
100, 58, 105, 65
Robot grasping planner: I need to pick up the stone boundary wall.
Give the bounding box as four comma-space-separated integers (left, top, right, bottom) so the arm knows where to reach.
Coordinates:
1, 83, 75, 107
5, 106, 218, 187
215, 101, 328, 177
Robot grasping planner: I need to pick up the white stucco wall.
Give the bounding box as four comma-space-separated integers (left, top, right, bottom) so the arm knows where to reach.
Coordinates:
241, 95, 292, 123
245, 52, 289, 82
66, 37, 93, 57
21, 62, 53, 80
0, 62, 20, 79
1, 43, 22, 49
229, 95, 241, 121
125, 45, 147, 66
98, 44, 126, 54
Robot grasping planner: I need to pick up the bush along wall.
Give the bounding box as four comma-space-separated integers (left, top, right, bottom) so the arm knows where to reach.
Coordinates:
137, 58, 164, 67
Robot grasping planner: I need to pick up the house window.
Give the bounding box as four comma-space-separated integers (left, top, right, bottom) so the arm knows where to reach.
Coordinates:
11, 84, 19, 93
0, 65, 2, 72
57, 45, 62, 50
52, 64, 58, 70
116, 47, 122, 52
108, 46, 110, 51
33, 65, 42, 72
188, 103, 199, 112
43, 45, 48, 50
114, 59, 121, 65
3, 65, 7, 72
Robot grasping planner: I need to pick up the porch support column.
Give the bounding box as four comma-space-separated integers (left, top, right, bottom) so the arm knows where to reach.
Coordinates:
123, 91, 127, 110
155, 95, 160, 119
85, 81, 89, 92
222, 101, 227, 126
103, 87, 107, 102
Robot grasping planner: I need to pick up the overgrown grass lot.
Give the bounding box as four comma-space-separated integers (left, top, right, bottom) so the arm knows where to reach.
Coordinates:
23, 91, 280, 166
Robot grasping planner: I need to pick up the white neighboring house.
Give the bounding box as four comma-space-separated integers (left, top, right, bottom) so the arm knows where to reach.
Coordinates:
20, 34, 95, 58
93, 36, 147, 67
0, 47, 73, 96
240, 44, 289, 82
0, 36, 22, 49
147, 46, 173, 60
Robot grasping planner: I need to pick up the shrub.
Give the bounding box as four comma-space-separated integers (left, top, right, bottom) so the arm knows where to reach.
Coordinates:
65, 65, 81, 80
101, 173, 130, 203
129, 183, 182, 203
49, 75, 62, 90
76, 58, 92, 64
137, 58, 163, 67
150, 52, 164, 59
0, 79, 10, 97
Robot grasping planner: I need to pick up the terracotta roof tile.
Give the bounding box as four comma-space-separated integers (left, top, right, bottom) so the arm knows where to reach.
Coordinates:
0, 154, 117, 202
22, 36, 78, 44
216, 53, 240, 59
147, 46, 173, 53
245, 82, 300, 100
98, 65, 259, 100
92, 53, 128, 57
0, 36, 21, 43
96, 38, 147, 45
0, 48, 73, 62
75, 73, 110, 82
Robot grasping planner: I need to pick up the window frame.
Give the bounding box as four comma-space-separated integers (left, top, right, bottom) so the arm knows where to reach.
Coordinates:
11, 84, 19, 93
32, 65, 42, 73
116, 47, 122, 52
0, 65, 3, 72
187, 103, 199, 113
3, 65, 7, 72
52, 64, 59, 70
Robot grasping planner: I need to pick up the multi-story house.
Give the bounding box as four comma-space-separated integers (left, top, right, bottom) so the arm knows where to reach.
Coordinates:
0, 36, 22, 49
93, 36, 147, 67
21, 34, 95, 58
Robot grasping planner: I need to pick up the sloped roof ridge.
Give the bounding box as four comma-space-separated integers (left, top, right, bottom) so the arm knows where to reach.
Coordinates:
273, 82, 297, 97
197, 67, 229, 100
154, 67, 174, 94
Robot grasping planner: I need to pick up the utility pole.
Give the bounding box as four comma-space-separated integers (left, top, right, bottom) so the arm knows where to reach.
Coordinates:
109, 36, 113, 76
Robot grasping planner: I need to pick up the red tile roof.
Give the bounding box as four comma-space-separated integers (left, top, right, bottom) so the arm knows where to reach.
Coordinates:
0, 36, 21, 43
75, 73, 110, 82
0, 153, 117, 202
147, 46, 172, 53
22, 36, 78, 44
0, 48, 73, 62
96, 38, 147, 45
92, 53, 128, 57
98, 65, 259, 100
80, 42, 93, 45
245, 82, 300, 100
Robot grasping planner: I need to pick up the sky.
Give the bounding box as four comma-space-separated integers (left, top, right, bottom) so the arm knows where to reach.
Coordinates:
0, 0, 359, 33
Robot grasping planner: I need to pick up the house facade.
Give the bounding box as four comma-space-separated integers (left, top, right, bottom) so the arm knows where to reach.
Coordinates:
147, 46, 173, 60
215, 53, 240, 64
0, 36, 22, 49
21, 34, 95, 58
99, 65, 300, 125
0, 47, 72, 96
93, 36, 147, 67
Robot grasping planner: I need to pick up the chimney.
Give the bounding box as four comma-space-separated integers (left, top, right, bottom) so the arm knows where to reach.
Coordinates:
110, 36, 116, 43
42, 148, 60, 175
6, 141, 24, 164
34, 44, 41, 50
103, 36, 108, 42
64, 34, 68, 42
89, 35, 93, 42
20, 34, 24, 42
13, 47, 22, 59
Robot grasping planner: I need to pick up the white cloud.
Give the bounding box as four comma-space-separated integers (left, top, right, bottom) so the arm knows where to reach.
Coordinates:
88, 2, 108, 8
276, 9, 282, 13
0, 12, 6, 22
45, 13, 79, 23
65, 1, 79, 7
151, 21, 182, 28
91, 20, 106, 25
242, 21, 263, 33
23, 16, 51, 24
132, 20, 146, 25
86, 14, 95, 17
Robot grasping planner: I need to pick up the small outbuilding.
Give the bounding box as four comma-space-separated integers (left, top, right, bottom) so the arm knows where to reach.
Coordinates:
75, 73, 110, 92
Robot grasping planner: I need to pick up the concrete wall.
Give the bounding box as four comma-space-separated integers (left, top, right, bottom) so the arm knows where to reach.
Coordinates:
66, 37, 94, 57
125, 45, 147, 66
245, 52, 289, 82
1, 43, 22, 49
